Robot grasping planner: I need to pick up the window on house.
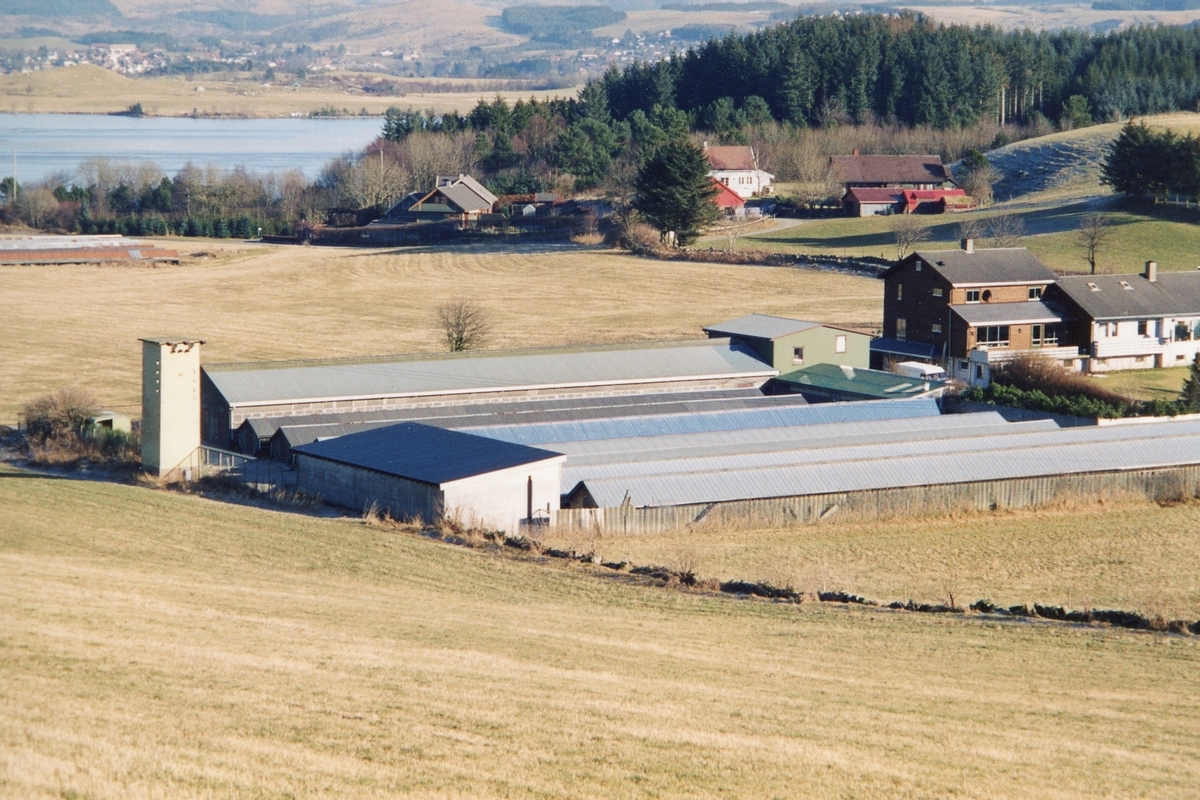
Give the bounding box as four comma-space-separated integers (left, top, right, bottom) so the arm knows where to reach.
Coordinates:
1121, 281, 1133, 290
977, 325, 1010, 347
965, 289, 981, 303
1088, 282, 1100, 291
835, 335, 847, 353
897, 284, 903, 300
1137, 320, 1148, 336
975, 365, 984, 380
959, 360, 969, 370
1111, 322, 1119, 336
1029, 286, 1043, 300
793, 347, 805, 365
932, 323, 942, 334
1176, 322, 1191, 341
932, 287, 943, 298
896, 319, 907, 341
915, 262, 922, 272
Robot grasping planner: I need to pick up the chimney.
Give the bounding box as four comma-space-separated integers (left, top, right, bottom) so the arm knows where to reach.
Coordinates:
961, 238, 974, 254
852, 148, 860, 156
1145, 260, 1158, 282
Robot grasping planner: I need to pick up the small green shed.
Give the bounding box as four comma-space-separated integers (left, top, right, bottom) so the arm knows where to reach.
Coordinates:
703, 314, 870, 372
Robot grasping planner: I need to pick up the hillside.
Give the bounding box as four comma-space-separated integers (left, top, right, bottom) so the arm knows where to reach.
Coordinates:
3, 468, 1199, 798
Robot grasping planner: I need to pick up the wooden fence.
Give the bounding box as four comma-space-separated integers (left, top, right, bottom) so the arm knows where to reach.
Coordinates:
555, 465, 1200, 536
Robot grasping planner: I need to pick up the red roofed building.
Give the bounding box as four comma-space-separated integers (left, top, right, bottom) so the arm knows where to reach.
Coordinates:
843, 187, 975, 217
710, 178, 746, 215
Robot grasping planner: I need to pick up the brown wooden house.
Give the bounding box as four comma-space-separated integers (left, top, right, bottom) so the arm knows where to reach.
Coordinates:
875, 240, 1083, 383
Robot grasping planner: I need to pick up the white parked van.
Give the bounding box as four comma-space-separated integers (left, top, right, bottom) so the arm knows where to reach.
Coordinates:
894, 361, 948, 381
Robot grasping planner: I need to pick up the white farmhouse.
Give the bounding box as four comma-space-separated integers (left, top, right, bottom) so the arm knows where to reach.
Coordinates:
704, 144, 773, 198
1050, 262, 1200, 372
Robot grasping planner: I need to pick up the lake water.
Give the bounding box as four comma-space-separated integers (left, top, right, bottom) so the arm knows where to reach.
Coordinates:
0, 113, 385, 184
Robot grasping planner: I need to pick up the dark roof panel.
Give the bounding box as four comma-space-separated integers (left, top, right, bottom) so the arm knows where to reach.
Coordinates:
950, 299, 1068, 325
830, 155, 952, 185
894, 247, 1058, 285
1053, 272, 1200, 320
294, 422, 563, 485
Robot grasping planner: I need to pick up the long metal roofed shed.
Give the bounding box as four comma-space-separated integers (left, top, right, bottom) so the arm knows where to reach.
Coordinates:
294, 422, 566, 533
202, 339, 776, 447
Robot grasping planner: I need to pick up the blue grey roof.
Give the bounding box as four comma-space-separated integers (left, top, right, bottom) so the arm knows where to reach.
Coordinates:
294, 422, 563, 485
205, 340, 775, 407
465, 398, 941, 446
870, 338, 939, 360
950, 300, 1067, 326
703, 314, 822, 340
573, 418, 1200, 507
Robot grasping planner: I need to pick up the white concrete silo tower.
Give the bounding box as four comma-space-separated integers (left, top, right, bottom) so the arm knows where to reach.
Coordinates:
140, 337, 205, 478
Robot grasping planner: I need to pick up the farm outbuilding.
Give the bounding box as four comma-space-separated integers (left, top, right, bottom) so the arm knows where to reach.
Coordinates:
703, 314, 870, 372
202, 339, 777, 449
294, 422, 566, 533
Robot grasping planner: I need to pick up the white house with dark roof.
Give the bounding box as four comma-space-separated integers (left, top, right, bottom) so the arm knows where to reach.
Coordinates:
704, 145, 774, 198
1048, 261, 1200, 372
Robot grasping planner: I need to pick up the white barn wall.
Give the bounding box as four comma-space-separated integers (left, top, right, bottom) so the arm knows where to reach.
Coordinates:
442, 457, 565, 533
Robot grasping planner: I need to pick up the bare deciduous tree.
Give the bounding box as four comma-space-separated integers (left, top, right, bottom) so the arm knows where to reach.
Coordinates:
986, 212, 1026, 248
18, 187, 59, 228
958, 161, 998, 204
955, 216, 986, 243
892, 214, 930, 259
1076, 212, 1113, 275
436, 300, 491, 352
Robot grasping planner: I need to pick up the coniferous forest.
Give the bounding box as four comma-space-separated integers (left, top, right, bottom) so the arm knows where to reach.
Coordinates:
598, 14, 1200, 129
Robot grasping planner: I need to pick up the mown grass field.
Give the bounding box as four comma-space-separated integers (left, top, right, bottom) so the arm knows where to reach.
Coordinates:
2, 467, 1199, 798
553, 502, 1200, 619
0, 64, 573, 118
0, 242, 881, 423
1093, 365, 1191, 401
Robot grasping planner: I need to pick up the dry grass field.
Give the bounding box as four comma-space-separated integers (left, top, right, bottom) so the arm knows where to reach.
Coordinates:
550, 502, 1200, 619
0, 242, 881, 423
2, 467, 1199, 798
0, 65, 574, 118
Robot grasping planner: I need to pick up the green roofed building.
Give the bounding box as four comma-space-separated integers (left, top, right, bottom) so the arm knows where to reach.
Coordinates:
703, 314, 870, 372
774, 363, 947, 403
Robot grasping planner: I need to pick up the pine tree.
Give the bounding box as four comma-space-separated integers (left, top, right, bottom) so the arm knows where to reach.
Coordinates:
1182, 353, 1200, 410
632, 140, 719, 247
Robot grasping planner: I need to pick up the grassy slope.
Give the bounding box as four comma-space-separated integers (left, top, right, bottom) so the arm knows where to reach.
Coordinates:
0, 65, 572, 117
548, 503, 1200, 618
0, 243, 881, 423
2, 469, 1199, 798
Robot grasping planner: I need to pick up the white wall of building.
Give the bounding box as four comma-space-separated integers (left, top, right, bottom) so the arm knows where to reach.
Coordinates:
1089, 317, 1200, 372
441, 456, 567, 534
709, 169, 773, 199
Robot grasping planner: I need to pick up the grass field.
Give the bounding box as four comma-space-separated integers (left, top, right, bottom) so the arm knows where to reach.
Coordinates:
0, 65, 574, 118
2, 468, 1199, 798
0, 242, 881, 423
551, 503, 1200, 619
746, 201, 1200, 274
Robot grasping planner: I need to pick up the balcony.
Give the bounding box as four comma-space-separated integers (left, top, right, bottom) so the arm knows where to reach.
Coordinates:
973, 345, 1081, 363
1091, 338, 1168, 359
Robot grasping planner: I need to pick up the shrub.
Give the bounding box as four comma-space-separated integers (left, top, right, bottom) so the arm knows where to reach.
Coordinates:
22, 387, 98, 444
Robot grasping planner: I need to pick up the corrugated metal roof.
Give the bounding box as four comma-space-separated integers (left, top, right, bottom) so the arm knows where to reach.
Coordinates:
206, 339, 775, 407
552, 412, 1034, 465
703, 314, 821, 341
565, 418, 1200, 490
775, 363, 945, 399
294, 422, 563, 485
270, 392, 816, 452
950, 300, 1067, 325
870, 338, 940, 360
575, 419, 1200, 507
237, 387, 791, 441
467, 398, 941, 446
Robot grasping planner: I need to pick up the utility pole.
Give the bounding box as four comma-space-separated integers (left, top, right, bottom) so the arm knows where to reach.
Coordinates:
11, 148, 16, 205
